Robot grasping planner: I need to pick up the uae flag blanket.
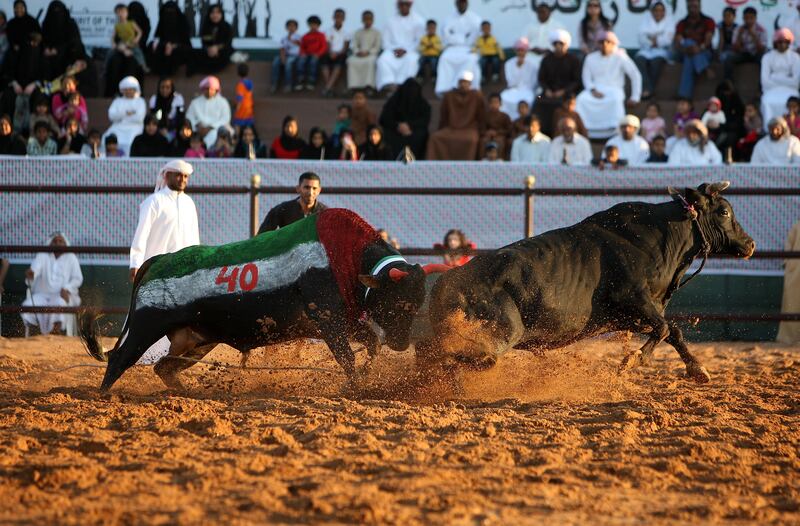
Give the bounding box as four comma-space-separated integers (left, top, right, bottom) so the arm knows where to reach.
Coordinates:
136, 208, 381, 322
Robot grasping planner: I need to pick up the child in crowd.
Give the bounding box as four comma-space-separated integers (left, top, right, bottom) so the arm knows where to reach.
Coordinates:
29, 96, 60, 138
717, 7, 737, 62
701, 96, 726, 143
482, 92, 512, 159
320, 8, 349, 97
208, 127, 235, 158
640, 102, 666, 143
57, 117, 86, 155
271, 19, 300, 93
673, 97, 699, 138
81, 129, 103, 158
736, 102, 762, 161
512, 100, 530, 138
104, 134, 124, 157
785, 96, 800, 139
592, 145, 627, 169
296, 15, 328, 91
482, 141, 501, 161
552, 94, 588, 137
475, 20, 504, 83
185, 132, 206, 158
646, 135, 668, 163
0, 11, 8, 67
63, 92, 88, 134
331, 103, 352, 146
112, 3, 147, 72
418, 19, 442, 82
27, 121, 57, 156
233, 63, 254, 134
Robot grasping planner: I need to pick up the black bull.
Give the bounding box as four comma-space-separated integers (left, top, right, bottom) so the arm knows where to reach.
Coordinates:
418, 182, 755, 383
80, 216, 444, 391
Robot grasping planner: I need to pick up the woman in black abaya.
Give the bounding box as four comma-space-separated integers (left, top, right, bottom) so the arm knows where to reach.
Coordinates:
379, 78, 431, 160
148, 1, 192, 76
189, 4, 233, 75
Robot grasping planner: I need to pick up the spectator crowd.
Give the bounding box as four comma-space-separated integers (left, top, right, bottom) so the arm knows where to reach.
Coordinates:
1, 0, 800, 164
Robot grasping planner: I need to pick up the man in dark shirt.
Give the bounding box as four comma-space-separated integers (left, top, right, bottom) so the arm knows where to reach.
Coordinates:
257, 172, 328, 233
673, 0, 715, 99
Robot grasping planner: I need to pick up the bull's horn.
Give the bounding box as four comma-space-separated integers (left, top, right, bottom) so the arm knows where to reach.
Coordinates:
705, 181, 730, 195
667, 186, 681, 197
388, 268, 409, 282
422, 263, 453, 275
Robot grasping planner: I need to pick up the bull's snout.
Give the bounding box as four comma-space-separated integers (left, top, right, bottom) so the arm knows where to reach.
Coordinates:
742, 239, 756, 259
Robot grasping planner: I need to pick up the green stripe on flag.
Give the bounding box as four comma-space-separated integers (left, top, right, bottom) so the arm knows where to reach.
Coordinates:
144, 213, 320, 281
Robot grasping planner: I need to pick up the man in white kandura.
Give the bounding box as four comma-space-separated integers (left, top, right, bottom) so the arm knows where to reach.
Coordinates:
604, 115, 650, 166
186, 75, 232, 149
510, 114, 550, 163
501, 37, 537, 119
22, 232, 83, 336
523, 3, 566, 71
667, 119, 722, 165
376, 0, 425, 92
751, 116, 800, 164
760, 28, 800, 128
575, 31, 642, 138
130, 160, 200, 364
435, 0, 482, 96
548, 116, 592, 165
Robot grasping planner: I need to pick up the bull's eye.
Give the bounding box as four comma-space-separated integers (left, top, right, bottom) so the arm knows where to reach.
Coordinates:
718, 209, 730, 217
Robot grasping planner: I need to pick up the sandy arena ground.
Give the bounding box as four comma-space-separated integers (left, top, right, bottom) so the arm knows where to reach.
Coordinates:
0, 335, 798, 525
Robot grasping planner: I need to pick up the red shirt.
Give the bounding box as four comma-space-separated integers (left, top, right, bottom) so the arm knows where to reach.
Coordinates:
676, 15, 715, 44
300, 30, 328, 57
270, 136, 302, 159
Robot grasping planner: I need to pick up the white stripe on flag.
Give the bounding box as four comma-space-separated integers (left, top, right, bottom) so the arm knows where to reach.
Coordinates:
136, 241, 330, 310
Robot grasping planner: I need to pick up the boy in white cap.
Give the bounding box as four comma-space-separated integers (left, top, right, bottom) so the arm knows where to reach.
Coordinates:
427, 70, 486, 160
102, 76, 146, 156
501, 37, 537, 119
186, 76, 232, 148
575, 30, 642, 138
604, 114, 650, 165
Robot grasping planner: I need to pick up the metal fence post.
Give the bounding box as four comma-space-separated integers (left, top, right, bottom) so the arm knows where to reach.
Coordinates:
249, 174, 261, 237
524, 175, 536, 238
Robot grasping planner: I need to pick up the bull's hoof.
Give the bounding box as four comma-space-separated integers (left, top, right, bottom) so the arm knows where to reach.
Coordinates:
454, 353, 497, 371
685, 363, 711, 384
618, 349, 642, 373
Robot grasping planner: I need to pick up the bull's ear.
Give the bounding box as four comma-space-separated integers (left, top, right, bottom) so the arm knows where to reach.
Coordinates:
702, 180, 730, 197
358, 274, 381, 289
685, 187, 710, 211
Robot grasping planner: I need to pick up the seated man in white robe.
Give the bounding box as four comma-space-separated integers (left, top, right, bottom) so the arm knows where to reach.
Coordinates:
751, 117, 800, 165
22, 232, 83, 336
760, 29, 800, 128
524, 3, 566, 71
376, 0, 425, 92
604, 114, 650, 166
186, 76, 232, 149
548, 116, 592, 165
102, 76, 146, 157
435, 0, 482, 96
501, 38, 537, 119
668, 119, 722, 165
576, 31, 642, 139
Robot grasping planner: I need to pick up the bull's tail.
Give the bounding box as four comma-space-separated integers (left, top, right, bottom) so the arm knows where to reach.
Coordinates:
78, 309, 108, 362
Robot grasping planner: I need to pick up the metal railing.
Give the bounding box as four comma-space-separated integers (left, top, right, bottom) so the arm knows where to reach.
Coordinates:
2, 181, 799, 324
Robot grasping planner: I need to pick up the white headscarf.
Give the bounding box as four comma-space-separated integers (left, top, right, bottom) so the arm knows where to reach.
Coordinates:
550, 29, 572, 49
155, 159, 194, 191
118, 76, 141, 95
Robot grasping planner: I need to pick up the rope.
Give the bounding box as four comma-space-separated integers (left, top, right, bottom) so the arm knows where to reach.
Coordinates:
45, 356, 344, 375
